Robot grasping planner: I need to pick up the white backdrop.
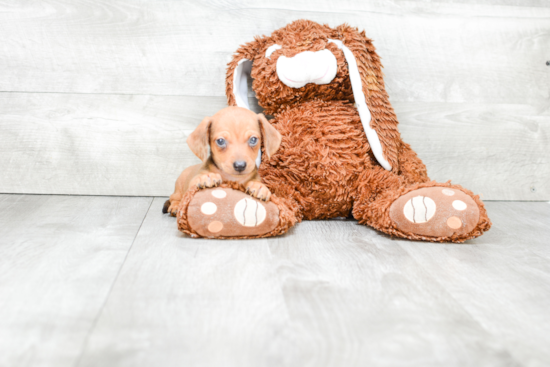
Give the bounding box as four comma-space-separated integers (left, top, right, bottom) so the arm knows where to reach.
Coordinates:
0, 0, 548, 200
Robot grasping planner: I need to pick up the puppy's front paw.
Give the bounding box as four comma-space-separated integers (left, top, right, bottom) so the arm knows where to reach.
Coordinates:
192, 173, 222, 189
167, 200, 180, 217
246, 181, 271, 201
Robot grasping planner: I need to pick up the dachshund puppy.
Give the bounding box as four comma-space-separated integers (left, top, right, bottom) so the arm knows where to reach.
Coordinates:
163, 106, 282, 216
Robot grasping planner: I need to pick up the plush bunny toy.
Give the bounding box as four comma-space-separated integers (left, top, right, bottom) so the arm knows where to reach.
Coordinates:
177, 20, 491, 242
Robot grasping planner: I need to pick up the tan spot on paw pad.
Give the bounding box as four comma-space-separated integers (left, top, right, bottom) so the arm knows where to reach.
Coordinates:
447, 216, 462, 229
208, 221, 224, 233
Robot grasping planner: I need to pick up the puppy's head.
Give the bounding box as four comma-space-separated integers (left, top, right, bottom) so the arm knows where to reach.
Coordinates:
187, 106, 282, 176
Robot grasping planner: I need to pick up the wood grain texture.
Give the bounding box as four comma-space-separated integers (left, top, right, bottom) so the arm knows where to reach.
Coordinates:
0, 93, 221, 196
397, 101, 550, 201
2, 197, 549, 366
0, 194, 152, 367
397, 0, 550, 6
266, 220, 518, 367
77, 198, 291, 367
0, 92, 547, 200
0, 0, 548, 105
74, 200, 550, 366
397, 201, 550, 366
0, 0, 548, 199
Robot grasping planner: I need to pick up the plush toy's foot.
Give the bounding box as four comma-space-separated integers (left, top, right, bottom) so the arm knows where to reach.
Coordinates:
176, 184, 302, 239
187, 188, 280, 238
389, 186, 483, 240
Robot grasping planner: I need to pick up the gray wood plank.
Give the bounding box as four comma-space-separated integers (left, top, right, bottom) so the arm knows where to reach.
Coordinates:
0, 0, 548, 105
76, 200, 550, 366
0, 93, 218, 196
2, 197, 549, 366
266, 220, 518, 367
0, 194, 152, 367
0, 92, 547, 200
398, 102, 550, 201
396, 0, 550, 6
481, 201, 550, 258
397, 201, 550, 366
77, 197, 291, 367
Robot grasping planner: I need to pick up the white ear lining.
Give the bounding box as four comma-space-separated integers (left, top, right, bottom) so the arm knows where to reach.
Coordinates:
233, 58, 262, 167
233, 58, 252, 110
328, 39, 392, 171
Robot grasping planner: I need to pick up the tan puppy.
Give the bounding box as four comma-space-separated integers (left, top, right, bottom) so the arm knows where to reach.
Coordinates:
163, 106, 282, 216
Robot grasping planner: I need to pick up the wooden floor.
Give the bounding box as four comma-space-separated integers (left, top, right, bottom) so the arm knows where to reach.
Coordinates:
1, 195, 549, 367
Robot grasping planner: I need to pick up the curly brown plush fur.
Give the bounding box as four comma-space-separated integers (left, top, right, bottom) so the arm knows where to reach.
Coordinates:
179, 19, 491, 243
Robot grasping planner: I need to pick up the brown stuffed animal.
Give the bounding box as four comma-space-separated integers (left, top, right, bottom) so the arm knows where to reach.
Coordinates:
177, 20, 491, 242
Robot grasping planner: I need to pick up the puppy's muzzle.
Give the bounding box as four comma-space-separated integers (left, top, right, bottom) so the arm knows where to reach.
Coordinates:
233, 161, 247, 172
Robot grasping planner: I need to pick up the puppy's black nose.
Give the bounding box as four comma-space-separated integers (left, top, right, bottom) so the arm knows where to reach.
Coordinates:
233, 161, 247, 172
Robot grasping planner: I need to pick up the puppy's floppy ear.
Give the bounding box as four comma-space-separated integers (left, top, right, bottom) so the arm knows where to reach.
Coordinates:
187, 116, 212, 162
258, 113, 282, 159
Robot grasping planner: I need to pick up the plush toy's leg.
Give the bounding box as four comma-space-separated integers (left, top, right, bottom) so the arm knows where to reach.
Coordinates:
176, 183, 300, 239
396, 141, 430, 186
352, 167, 491, 243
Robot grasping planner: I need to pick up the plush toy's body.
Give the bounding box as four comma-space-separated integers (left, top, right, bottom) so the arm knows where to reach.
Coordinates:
177, 20, 491, 242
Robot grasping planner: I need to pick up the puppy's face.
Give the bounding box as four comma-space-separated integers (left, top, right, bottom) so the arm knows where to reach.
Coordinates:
187, 107, 282, 176
210, 109, 261, 175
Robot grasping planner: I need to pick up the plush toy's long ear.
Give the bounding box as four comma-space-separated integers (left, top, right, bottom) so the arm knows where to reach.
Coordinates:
187, 116, 212, 162
328, 26, 400, 172
226, 38, 264, 109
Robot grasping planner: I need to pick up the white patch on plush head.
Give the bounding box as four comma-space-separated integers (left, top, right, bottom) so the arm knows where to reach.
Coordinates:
265, 44, 282, 59
276, 49, 337, 88
328, 39, 392, 171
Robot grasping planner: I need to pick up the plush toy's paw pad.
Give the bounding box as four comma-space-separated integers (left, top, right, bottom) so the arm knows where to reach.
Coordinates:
187, 188, 280, 238
390, 187, 480, 238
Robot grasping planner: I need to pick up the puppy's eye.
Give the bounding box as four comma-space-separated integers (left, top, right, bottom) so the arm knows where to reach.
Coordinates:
215, 138, 226, 147
248, 136, 258, 147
